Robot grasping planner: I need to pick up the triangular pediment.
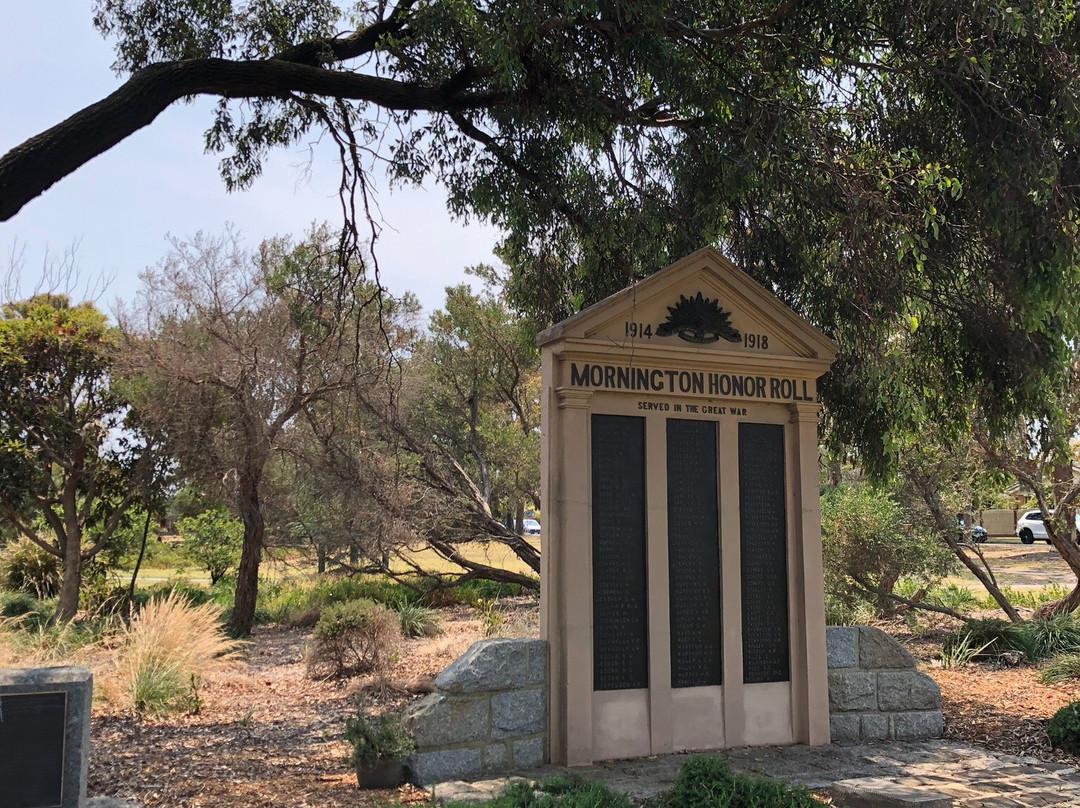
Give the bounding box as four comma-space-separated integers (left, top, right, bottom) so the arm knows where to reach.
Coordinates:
537, 247, 837, 362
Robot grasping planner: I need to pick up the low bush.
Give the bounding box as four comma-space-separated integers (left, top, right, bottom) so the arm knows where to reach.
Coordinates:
258, 575, 424, 625
446, 775, 631, 808
0, 590, 42, 619
0, 537, 62, 599
144, 578, 216, 607
981, 584, 1070, 612
392, 602, 442, 638
1047, 701, 1080, 755
116, 591, 239, 714
5, 615, 113, 664
929, 583, 980, 615
1040, 653, 1080, 684
1019, 614, 1080, 661
306, 599, 401, 679
444, 756, 819, 808
664, 755, 820, 808
422, 577, 527, 607
343, 699, 414, 766
942, 618, 1034, 663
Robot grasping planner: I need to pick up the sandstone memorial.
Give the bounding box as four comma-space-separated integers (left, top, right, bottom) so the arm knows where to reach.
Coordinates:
538, 247, 838, 765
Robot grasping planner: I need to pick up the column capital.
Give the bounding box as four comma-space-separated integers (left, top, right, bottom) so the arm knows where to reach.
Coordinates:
788, 401, 820, 424
556, 387, 592, 410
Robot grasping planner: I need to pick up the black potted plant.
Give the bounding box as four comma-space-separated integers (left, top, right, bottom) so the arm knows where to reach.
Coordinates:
344, 701, 415, 789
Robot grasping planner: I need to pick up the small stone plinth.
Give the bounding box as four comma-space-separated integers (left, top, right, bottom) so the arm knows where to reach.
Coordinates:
832, 778, 953, 808
826, 627, 943, 744
0, 666, 93, 808
406, 638, 547, 784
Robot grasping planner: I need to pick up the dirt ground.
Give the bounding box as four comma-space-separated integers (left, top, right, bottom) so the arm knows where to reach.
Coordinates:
88, 605, 494, 807
949, 540, 1077, 589
84, 583, 1080, 806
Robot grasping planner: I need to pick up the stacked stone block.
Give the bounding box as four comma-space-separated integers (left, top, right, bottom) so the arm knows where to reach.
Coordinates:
826, 625, 943, 743
405, 638, 547, 785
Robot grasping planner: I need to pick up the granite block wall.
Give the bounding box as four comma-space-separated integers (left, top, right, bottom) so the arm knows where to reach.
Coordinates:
406, 627, 942, 784
404, 638, 547, 785
826, 625, 943, 744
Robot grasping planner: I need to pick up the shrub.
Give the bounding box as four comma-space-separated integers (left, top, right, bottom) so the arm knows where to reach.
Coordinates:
0, 590, 42, 618
116, 591, 239, 714
343, 700, 414, 766
392, 602, 442, 638
664, 755, 820, 808
1040, 653, 1080, 684
421, 577, 527, 607
145, 578, 215, 607
177, 509, 243, 585
821, 483, 954, 617
307, 599, 401, 679
1047, 701, 1080, 755
930, 583, 980, 615
0, 537, 62, 598
942, 618, 1034, 662
1018, 615, 1080, 661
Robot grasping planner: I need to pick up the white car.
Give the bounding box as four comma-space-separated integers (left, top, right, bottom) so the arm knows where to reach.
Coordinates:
1016, 510, 1080, 544
522, 518, 541, 535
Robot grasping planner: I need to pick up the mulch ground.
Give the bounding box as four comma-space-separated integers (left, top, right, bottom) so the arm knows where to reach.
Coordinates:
892, 622, 1080, 765
88, 608, 485, 807
86, 612, 1080, 806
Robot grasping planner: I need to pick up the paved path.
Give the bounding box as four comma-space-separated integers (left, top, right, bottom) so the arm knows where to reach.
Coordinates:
432, 741, 1080, 807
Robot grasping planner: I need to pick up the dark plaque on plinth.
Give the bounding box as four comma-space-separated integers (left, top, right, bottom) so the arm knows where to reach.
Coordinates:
738, 422, 790, 684
667, 418, 722, 688
0, 690, 67, 808
591, 414, 649, 691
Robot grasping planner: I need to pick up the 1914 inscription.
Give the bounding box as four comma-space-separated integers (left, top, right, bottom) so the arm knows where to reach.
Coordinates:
591, 414, 649, 691
738, 423, 790, 684
0, 690, 67, 808
667, 419, 722, 688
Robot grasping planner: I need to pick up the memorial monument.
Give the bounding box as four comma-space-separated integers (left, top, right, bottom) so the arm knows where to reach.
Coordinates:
538, 247, 837, 765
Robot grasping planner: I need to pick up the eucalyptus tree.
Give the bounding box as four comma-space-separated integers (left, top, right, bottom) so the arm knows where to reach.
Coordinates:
0, 295, 166, 621
5, 1, 1080, 464
120, 225, 412, 635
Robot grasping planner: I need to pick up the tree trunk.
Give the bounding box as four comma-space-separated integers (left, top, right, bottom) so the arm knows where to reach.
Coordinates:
230, 473, 265, 636
127, 510, 153, 610
54, 489, 83, 622
54, 536, 82, 622
1034, 583, 1080, 619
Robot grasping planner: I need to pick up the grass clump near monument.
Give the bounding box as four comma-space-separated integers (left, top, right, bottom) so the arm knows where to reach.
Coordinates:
391, 601, 442, 638
116, 591, 239, 714
942, 615, 1080, 666
662, 755, 820, 808
1047, 701, 1080, 755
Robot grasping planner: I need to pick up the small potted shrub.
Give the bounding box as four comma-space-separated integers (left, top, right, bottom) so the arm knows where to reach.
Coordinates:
344, 702, 414, 789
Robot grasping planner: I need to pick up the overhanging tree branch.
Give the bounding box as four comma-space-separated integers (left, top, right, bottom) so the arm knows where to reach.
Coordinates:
0, 58, 500, 221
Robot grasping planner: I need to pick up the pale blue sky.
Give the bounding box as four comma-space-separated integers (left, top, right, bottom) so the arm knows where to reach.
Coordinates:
0, 6, 498, 314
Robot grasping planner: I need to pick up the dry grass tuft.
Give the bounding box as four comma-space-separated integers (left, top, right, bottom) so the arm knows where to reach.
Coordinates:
116, 591, 241, 714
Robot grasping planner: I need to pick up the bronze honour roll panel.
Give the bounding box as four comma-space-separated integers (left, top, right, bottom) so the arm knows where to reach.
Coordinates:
666, 418, 722, 688
738, 422, 790, 684
591, 414, 649, 691
0, 691, 67, 808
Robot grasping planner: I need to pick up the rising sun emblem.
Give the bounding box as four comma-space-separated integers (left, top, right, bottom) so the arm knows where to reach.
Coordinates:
656, 292, 741, 344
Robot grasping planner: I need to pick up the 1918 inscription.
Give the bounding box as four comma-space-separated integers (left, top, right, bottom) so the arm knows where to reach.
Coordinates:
667, 419, 722, 688
591, 414, 649, 691
738, 423, 790, 684
0, 691, 67, 808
